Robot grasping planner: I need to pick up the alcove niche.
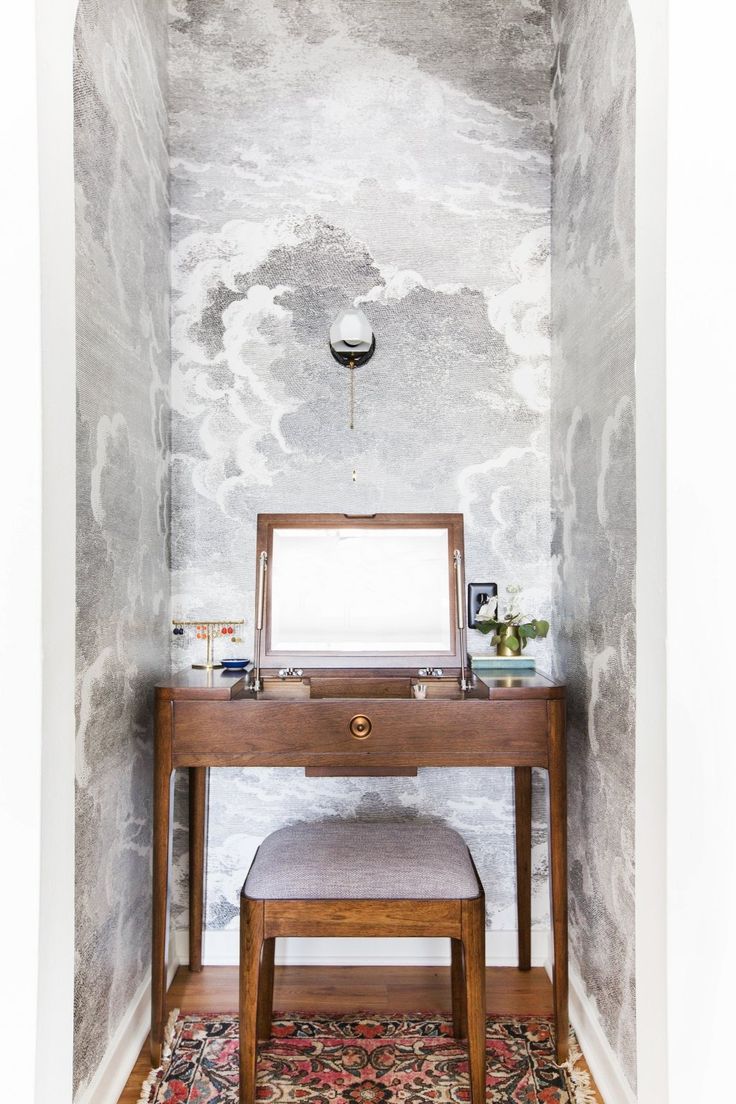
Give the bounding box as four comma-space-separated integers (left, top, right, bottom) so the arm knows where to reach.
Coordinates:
72, 0, 636, 1100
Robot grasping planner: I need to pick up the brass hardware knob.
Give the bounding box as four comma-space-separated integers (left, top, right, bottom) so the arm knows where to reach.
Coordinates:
349, 714, 372, 740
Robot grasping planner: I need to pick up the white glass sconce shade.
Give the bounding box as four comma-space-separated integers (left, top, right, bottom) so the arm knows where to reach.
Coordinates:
329, 308, 374, 355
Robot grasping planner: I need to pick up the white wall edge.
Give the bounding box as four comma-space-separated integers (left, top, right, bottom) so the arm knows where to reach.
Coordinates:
568, 965, 637, 1104
34, 1, 80, 1102
176, 929, 551, 968
1, 0, 44, 1095
74, 952, 180, 1104
628, 0, 669, 1098
665, 2, 736, 1101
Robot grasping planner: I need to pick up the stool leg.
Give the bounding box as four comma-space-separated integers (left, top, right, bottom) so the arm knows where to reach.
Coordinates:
239, 898, 264, 1104
257, 938, 275, 1040
450, 938, 466, 1039
462, 896, 487, 1104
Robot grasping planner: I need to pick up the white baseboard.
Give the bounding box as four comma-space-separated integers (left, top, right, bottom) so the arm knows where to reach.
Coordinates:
74, 951, 179, 1104
563, 963, 638, 1104
175, 927, 551, 968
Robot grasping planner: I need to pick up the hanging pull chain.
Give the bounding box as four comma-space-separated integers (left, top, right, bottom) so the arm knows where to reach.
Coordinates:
348, 358, 356, 430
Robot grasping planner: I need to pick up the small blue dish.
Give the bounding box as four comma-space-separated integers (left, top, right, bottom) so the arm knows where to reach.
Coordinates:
221, 658, 250, 670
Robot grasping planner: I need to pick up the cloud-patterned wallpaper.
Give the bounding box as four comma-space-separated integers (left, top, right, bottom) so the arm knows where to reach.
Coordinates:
74, 0, 169, 1096
73, 0, 638, 1095
550, 0, 636, 1091
168, 0, 555, 944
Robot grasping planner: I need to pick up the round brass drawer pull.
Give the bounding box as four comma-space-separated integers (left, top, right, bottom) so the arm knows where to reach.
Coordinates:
349, 714, 372, 740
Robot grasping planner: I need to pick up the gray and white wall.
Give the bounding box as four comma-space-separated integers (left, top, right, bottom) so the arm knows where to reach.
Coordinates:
73, 0, 637, 1098
167, 0, 554, 955
73, 0, 170, 1096
551, 0, 637, 1094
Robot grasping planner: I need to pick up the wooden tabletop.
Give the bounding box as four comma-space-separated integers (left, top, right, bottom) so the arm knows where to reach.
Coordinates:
155, 668, 564, 701
476, 670, 565, 700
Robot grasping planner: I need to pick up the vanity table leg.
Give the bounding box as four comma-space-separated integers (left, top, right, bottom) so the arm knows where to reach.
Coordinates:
189, 767, 208, 972
514, 766, 532, 971
547, 699, 569, 1064
450, 938, 467, 1038
151, 699, 174, 1066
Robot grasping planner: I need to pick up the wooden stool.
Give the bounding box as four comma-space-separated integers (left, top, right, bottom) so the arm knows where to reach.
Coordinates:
239, 822, 487, 1104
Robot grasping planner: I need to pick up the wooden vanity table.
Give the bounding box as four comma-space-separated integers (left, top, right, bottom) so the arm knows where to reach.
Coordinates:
150, 515, 568, 1064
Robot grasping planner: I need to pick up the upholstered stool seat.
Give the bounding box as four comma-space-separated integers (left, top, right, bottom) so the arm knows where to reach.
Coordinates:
239, 821, 487, 1104
244, 822, 481, 900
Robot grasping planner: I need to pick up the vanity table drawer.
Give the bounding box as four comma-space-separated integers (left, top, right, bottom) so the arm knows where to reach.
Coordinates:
171, 698, 549, 768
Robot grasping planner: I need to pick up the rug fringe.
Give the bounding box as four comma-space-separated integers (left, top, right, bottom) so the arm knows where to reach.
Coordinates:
137, 1008, 180, 1104
162, 1006, 179, 1062
136, 1068, 158, 1104
566, 1031, 599, 1104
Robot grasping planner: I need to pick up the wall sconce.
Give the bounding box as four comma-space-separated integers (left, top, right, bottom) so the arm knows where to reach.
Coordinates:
329, 308, 376, 429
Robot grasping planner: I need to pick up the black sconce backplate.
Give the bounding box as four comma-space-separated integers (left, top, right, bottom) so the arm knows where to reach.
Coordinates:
329, 335, 376, 367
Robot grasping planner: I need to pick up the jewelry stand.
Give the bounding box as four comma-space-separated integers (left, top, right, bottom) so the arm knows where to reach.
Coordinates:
172, 618, 245, 669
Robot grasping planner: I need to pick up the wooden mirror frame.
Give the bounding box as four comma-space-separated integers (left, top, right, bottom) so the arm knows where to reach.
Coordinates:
255, 513, 466, 671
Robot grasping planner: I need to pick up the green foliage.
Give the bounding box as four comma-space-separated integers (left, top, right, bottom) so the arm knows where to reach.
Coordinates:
478, 616, 549, 640
518, 619, 549, 640
474, 586, 550, 649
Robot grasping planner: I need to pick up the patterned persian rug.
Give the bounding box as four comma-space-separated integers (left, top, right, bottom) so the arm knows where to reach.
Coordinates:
141, 1012, 596, 1103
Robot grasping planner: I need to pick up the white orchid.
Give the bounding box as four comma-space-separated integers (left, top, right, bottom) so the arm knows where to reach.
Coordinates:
475, 583, 549, 650
475, 601, 497, 623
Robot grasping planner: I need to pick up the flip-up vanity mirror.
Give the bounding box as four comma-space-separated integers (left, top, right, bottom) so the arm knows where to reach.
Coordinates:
251, 513, 474, 698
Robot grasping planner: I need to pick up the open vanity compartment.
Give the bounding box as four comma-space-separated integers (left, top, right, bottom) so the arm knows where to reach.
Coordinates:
255, 673, 474, 701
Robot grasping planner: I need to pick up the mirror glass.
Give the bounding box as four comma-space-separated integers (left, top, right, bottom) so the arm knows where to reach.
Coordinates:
269, 527, 452, 653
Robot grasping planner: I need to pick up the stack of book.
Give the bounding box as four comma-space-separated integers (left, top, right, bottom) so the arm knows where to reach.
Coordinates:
470, 654, 536, 672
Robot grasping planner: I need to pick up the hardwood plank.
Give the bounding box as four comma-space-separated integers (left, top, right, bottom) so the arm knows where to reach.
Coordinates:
118, 965, 602, 1104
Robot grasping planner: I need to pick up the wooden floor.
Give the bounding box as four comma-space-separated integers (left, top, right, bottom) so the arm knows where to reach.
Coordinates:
119, 965, 602, 1103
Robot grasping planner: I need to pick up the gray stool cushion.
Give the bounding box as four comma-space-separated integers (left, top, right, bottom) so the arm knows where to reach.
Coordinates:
243, 822, 481, 900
